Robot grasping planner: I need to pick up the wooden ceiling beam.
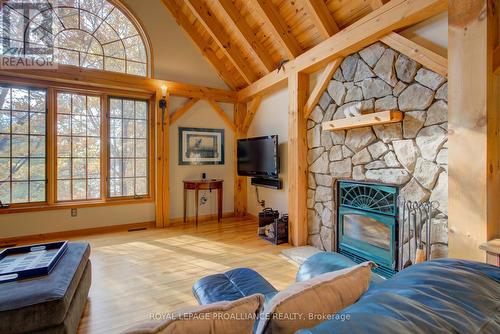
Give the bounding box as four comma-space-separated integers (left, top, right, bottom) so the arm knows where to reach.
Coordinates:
206, 99, 237, 131
242, 96, 263, 133
380, 32, 447, 77
494, 45, 500, 75
161, 0, 239, 90
302, 0, 339, 40
185, 0, 259, 84
368, 0, 390, 10
0, 64, 237, 102
253, 0, 303, 59
238, 0, 447, 102
169, 98, 200, 124
217, 0, 275, 73
304, 58, 343, 119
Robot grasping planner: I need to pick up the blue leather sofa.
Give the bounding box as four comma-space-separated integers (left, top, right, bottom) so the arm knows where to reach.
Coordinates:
193, 253, 500, 333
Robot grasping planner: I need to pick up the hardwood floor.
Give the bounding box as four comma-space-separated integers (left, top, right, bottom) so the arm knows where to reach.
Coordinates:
47, 217, 297, 333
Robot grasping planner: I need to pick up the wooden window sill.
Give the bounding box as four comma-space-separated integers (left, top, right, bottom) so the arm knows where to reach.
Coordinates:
0, 197, 154, 214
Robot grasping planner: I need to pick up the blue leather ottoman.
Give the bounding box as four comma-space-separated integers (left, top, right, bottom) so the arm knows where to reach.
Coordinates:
0, 242, 91, 334
193, 268, 278, 305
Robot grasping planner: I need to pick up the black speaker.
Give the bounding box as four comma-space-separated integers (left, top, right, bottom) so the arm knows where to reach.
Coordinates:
251, 177, 283, 189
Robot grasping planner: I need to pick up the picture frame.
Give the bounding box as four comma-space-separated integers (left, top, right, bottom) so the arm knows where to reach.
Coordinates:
178, 127, 225, 165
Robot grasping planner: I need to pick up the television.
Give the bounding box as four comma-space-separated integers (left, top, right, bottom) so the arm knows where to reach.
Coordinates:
237, 135, 279, 178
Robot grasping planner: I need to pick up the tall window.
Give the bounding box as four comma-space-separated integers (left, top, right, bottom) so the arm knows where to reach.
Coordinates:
108, 97, 148, 198
0, 85, 46, 204
56, 92, 101, 201
0, 0, 149, 76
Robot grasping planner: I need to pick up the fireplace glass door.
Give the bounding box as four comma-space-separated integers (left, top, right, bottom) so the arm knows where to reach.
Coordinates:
343, 214, 390, 250
338, 207, 396, 270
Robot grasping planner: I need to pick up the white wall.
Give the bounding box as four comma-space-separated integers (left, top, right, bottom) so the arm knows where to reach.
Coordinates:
0, 203, 155, 238
169, 98, 234, 219
401, 12, 448, 56
246, 89, 288, 217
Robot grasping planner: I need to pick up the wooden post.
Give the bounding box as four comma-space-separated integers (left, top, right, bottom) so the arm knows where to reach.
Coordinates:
288, 71, 309, 246
448, 0, 500, 261
155, 89, 170, 228
234, 103, 248, 217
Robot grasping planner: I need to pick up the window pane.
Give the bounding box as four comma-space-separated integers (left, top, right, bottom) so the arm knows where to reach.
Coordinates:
12, 181, 28, 203
109, 178, 121, 197
108, 97, 149, 197
57, 114, 71, 135
11, 89, 29, 111
0, 159, 10, 180
0, 110, 10, 133
12, 111, 29, 134
87, 138, 100, 158
30, 136, 45, 158
0, 182, 10, 203
57, 158, 71, 179
57, 92, 101, 201
30, 158, 45, 180
57, 180, 71, 201
57, 136, 71, 157
30, 90, 46, 112
0, 86, 46, 204
0, 135, 10, 157
30, 181, 45, 202
87, 179, 100, 199
30, 113, 46, 134
57, 93, 72, 114
12, 158, 28, 181
72, 179, 86, 200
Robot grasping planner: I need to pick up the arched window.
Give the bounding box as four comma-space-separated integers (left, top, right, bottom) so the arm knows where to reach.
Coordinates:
0, 0, 150, 77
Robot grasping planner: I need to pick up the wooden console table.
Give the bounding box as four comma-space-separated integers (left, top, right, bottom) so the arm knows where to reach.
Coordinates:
183, 179, 223, 226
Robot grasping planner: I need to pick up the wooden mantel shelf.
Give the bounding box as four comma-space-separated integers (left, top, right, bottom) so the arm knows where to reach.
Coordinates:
322, 110, 403, 131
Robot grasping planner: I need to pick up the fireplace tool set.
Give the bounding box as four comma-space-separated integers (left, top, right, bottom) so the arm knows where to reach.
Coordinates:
398, 198, 440, 269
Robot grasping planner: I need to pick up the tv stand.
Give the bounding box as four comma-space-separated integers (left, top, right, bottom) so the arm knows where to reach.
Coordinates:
251, 177, 282, 189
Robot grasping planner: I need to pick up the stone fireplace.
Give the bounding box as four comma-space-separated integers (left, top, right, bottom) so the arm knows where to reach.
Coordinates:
306, 42, 448, 263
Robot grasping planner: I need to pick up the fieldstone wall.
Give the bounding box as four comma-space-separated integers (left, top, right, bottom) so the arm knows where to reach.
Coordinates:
307, 42, 448, 261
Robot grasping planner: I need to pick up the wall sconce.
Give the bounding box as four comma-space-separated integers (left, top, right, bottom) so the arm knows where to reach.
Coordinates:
159, 84, 167, 128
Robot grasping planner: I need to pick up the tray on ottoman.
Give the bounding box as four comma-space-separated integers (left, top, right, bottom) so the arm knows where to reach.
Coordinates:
0, 241, 68, 283
0, 242, 91, 334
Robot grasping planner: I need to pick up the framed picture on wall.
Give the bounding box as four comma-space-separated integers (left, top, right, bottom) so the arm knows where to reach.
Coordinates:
178, 127, 225, 165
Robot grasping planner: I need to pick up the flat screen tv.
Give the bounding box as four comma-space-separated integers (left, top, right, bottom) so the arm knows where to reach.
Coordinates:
237, 135, 279, 178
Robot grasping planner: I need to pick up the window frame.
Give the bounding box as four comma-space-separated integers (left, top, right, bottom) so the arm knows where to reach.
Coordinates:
54, 89, 105, 203
0, 83, 49, 206
107, 96, 151, 200
0, 77, 155, 214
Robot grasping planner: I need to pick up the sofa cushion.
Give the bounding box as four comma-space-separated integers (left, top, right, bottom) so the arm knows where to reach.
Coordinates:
0, 242, 90, 333
124, 294, 264, 334
296, 252, 385, 285
296, 259, 500, 334
193, 268, 278, 305
256, 262, 374, 334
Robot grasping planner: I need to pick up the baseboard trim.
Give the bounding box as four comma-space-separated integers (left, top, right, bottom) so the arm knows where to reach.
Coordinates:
169, 212, 236, 226
0, 221, 156, 247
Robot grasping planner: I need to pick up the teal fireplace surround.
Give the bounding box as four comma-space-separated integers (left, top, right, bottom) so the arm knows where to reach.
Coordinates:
337, 180, 399, 278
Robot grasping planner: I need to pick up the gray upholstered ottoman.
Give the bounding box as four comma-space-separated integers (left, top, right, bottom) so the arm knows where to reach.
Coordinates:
0, 242, 91, 334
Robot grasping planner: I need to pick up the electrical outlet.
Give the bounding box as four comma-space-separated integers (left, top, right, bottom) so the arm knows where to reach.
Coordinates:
200, 193, 208, 205
71, 208, 77, 217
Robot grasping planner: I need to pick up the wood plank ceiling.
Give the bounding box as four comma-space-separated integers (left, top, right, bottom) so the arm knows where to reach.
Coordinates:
162, 0, 383, 90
